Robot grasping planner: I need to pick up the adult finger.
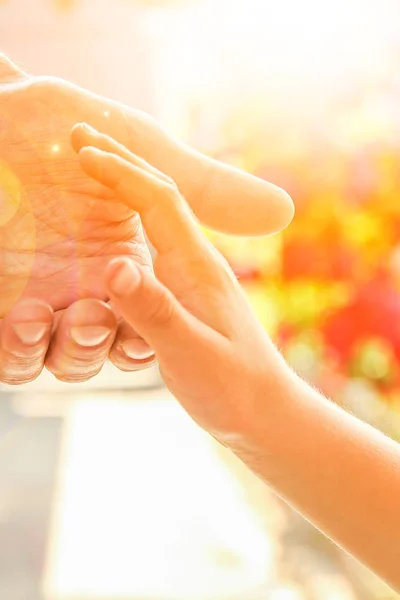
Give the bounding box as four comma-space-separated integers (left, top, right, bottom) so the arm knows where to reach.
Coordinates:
0, 298, 53, 385
45, 299, 117, 383
82, 91, 294, 235
108, 319, 156, 372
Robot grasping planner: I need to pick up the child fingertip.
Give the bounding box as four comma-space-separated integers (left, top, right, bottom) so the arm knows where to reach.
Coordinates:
78, 145, 98, 159
71, 123, 95, 153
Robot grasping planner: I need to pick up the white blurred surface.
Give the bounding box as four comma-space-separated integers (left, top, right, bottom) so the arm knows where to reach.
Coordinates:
43, 390, 276, 599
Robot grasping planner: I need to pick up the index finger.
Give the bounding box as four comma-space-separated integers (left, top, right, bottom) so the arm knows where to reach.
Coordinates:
78, 144, 207, 257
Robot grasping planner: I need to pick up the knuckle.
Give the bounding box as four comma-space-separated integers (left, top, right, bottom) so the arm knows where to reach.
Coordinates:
49, 354, 104, 375
0, 376, 37, 386
208, 245, 237, 284
161, 180, 181, 206
68, 340, 110, 364
6, 343, 45, 361
52, 370, 100, 384
30, 76, 68, 105
145, 291, 174, 328
132, 357, 157, 370
2, 349, 44, 372
112, 159, 127, 190
45, 347, 106, 380
0, 365, 43, 385
186, 243, 233, 288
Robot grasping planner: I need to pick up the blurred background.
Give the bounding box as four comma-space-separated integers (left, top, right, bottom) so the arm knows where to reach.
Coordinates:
0, 0, 400, 598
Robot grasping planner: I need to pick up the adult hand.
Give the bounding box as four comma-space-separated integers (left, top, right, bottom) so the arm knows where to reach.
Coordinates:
0, 52, 293, 383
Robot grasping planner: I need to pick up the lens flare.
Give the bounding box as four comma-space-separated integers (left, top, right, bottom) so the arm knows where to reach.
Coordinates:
0, 160, 22, 226
0, 162, 36, 317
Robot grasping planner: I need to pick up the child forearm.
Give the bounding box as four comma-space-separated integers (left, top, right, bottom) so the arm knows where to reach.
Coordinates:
231, 370, 400, 591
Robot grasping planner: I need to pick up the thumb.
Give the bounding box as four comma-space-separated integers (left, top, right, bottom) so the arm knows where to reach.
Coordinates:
104, 258, 207, 360
0, 53, 27, 83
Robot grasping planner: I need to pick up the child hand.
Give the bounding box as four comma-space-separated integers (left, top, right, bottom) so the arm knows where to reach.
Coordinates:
73, 123, 290, 444
73, 125, 400, 591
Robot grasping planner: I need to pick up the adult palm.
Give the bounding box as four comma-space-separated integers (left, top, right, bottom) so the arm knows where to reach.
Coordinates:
0, 58, 150, 318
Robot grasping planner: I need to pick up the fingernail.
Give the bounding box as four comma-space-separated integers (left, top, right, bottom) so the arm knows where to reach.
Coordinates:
121, 339, 154, 360
13, 322, 49, 345
108, 260, 140, 297
81, 122, 96, 135
70, 326, 111, 347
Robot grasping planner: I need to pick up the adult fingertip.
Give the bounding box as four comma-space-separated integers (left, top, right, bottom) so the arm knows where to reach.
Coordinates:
276, 187, 295, 232
105, 258, 141, 298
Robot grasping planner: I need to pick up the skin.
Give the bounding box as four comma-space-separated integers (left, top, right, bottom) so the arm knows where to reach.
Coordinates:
0, 52, 293, 384
74, 126, 399, 592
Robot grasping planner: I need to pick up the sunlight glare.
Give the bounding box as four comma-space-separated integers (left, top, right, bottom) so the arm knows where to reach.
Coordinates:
155, 0, 395, 128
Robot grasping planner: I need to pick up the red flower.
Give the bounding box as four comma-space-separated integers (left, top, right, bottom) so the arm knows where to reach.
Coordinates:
323, 273, 400, 362
282, 239, 357, 281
